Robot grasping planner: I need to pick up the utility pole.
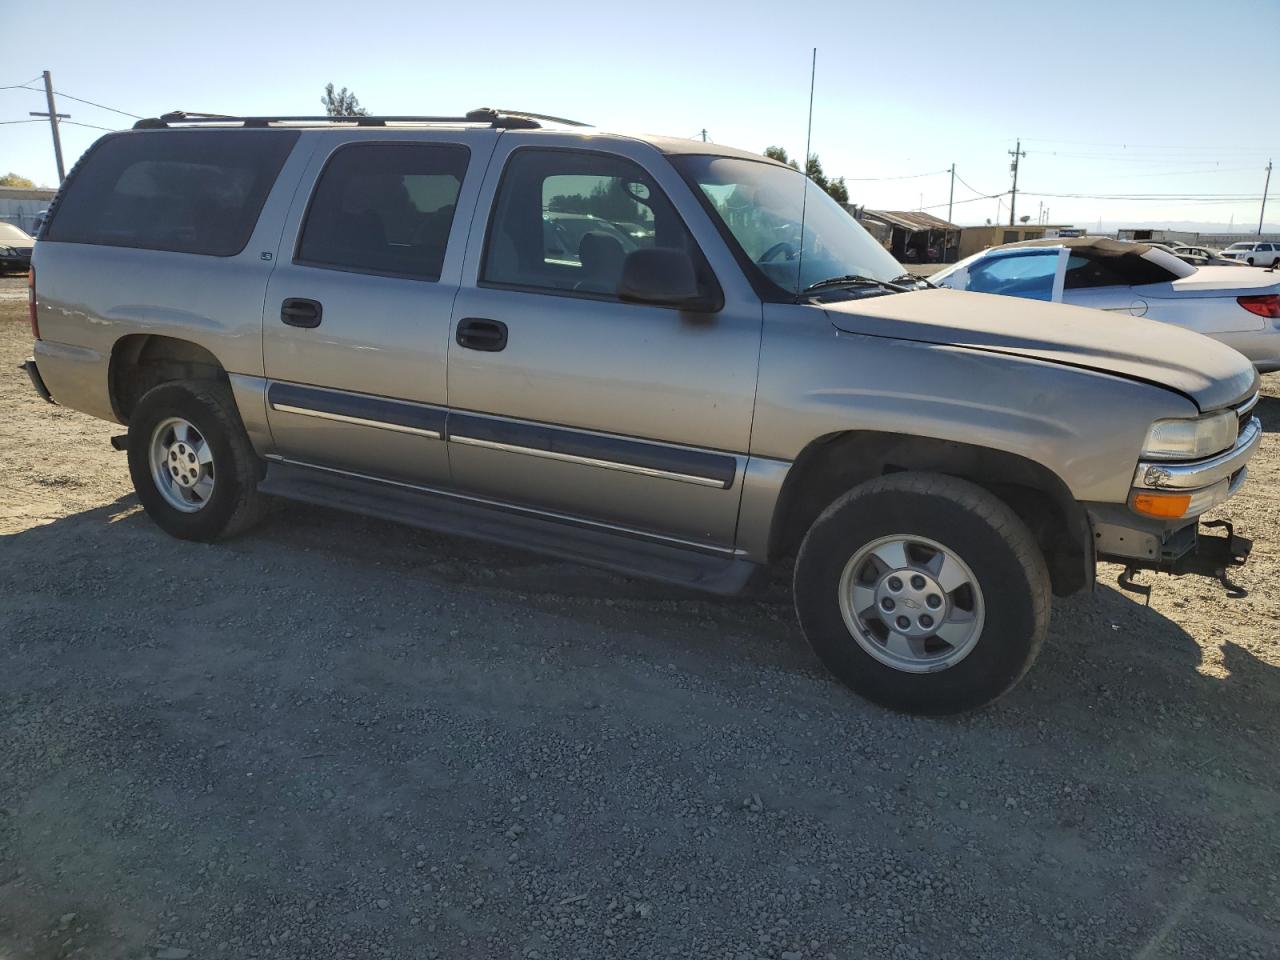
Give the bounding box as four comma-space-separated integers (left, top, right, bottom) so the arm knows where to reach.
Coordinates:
700, 128, 707, 143
29, 71, 68, 183
1008, 138, 1024, 227
947, 163, 955, 225
1259, 159, 1272, 236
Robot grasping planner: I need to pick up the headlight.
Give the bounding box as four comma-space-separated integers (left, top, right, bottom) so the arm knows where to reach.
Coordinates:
0, 247, 14, 257
1141, 411, 1236, 460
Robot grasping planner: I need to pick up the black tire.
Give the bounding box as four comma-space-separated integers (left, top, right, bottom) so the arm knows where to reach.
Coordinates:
126, 380, 264, 542
1246, 257, 1254, 266
793, 472, 1051, 715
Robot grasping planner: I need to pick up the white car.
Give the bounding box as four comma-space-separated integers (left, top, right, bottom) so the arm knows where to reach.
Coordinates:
932, 237, 1280, 371
1219, 241, 1280, 267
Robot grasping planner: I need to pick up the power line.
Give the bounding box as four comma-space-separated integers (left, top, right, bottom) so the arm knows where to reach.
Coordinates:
51, 89, 142, 120
844, 169, 948, 181
0, 81, 141, 120
61, 119, 117, 132
919, 191, 1007, 211
1019, 137, 1276, 153
953, 171, 996, 197
1020, 190, 1263, 199
0, 118, 42, 125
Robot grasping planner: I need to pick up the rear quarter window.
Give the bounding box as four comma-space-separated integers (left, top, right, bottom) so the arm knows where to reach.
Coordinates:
45, 129, 299, 257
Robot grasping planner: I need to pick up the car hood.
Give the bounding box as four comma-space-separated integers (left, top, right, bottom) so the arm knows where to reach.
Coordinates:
822, 288, 1258, 412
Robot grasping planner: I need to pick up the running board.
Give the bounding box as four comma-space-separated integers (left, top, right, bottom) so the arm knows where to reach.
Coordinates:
258, 461, 760, 596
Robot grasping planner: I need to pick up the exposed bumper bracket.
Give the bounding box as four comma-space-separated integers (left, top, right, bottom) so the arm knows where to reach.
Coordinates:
1117, 519, 1252, 599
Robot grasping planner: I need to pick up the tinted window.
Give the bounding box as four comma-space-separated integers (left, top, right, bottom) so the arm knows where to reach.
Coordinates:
483, 149, 698, 297
1064, 253, 1126, 289
46, 130, 298, 256
297, 142, 469, 280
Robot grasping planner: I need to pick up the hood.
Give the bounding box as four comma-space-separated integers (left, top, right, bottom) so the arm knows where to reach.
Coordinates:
823, 288, 1258, 412
1163, 265, 1280, 296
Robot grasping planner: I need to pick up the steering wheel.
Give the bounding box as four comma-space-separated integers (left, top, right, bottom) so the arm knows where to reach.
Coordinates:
760, 241, 797, 263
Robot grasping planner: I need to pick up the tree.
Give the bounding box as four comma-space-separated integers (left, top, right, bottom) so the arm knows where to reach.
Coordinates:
763, 149, 848, 203
321, 83, 368, 117
0, 172, 36, 188
764, 146, 800, 170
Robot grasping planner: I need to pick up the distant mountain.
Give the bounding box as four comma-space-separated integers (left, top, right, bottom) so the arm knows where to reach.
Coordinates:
955, 218, 1279, 234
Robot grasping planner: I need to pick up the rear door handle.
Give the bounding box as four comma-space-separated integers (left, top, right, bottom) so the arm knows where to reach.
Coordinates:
456, 317, 507, 352
281, 298, 322, 328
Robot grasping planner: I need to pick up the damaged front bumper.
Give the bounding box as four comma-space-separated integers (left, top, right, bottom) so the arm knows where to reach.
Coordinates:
1090, 504, 1253, 598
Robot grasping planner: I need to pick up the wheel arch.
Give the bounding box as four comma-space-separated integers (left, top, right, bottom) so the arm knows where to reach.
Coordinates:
108, 334, 230, 424
767, 430, 1094, 596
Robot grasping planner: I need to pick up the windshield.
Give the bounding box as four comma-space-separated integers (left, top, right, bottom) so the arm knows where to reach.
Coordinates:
0, 222, 34, 245
1226, 243, 1253, 251
672, 155, 906, 298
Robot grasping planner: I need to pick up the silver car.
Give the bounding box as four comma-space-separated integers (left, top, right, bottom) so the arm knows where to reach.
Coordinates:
23, 108, 1262, 714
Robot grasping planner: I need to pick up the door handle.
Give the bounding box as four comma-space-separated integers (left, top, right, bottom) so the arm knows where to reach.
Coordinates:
456, 317, 507, 352
281, 298, 322, 328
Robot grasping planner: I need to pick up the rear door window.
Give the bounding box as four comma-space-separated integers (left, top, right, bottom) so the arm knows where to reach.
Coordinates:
296, 142, 470, 280
45, 130, 299, 256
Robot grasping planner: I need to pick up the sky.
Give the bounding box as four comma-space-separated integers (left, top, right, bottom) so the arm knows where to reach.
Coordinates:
3, 0, 1278, 230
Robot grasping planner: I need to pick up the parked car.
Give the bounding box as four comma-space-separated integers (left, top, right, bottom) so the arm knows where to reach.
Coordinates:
0, 221, 36, 273
1148, 243, 1246, 268
1167, 243, 1242, 266
933, 237, 1280, 371
24, 109, 1261, 715
1219, 241, 1280, 267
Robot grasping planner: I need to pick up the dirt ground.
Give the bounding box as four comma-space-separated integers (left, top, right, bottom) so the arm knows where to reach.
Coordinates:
1, 272, 1278, 960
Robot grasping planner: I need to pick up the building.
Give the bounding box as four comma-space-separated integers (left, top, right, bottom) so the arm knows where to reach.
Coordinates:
1118, 227, 1198, 245
956, 224, 1081, 259
1119, 228, 1280, 248
857, 210, 959, 263
0, 185, 57, 233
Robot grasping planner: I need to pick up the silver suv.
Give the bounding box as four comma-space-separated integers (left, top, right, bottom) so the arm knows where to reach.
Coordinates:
22, 109, 1262, 714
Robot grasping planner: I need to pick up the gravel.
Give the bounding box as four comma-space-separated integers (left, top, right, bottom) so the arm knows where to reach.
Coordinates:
2, 274, 1278, 958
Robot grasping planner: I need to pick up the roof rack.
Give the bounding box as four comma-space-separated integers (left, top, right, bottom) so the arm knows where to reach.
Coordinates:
132, 108, 591, 131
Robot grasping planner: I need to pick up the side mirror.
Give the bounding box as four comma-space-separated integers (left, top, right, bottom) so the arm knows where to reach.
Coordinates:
617, 248, 714, 311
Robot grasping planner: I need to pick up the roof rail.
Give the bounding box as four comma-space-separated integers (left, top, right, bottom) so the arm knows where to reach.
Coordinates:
132, 107, 590, 131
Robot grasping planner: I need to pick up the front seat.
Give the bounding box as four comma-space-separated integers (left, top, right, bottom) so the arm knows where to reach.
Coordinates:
575, 232, 626, 293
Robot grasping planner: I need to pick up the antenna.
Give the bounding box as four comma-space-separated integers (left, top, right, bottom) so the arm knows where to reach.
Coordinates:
795, 48, 817, 298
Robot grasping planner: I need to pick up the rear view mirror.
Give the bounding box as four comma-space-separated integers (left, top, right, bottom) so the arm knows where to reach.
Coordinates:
617, 248, 715, 311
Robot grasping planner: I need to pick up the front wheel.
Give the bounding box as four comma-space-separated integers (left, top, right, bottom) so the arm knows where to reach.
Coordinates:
126, 380, 265, 541
793, 472, 1051, 715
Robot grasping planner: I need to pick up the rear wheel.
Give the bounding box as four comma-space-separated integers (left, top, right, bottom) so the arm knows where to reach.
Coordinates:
126, 380, 264, 541
793, 472, 1051, 715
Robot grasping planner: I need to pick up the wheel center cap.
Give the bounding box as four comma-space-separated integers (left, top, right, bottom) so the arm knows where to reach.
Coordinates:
165, 442, 201, 488
874, 569, 946, 637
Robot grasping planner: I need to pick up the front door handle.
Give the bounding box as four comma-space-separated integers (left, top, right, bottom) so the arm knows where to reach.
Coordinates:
281, 298, 322, 328
456, 317, 507, 352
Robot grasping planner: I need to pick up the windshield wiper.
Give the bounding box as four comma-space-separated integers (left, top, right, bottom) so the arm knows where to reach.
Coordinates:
891, 272, 937, 289
802, 274, 908, 294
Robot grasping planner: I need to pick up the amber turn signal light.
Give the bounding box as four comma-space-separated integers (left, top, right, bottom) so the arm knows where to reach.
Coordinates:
1131, 491, 1192, 519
